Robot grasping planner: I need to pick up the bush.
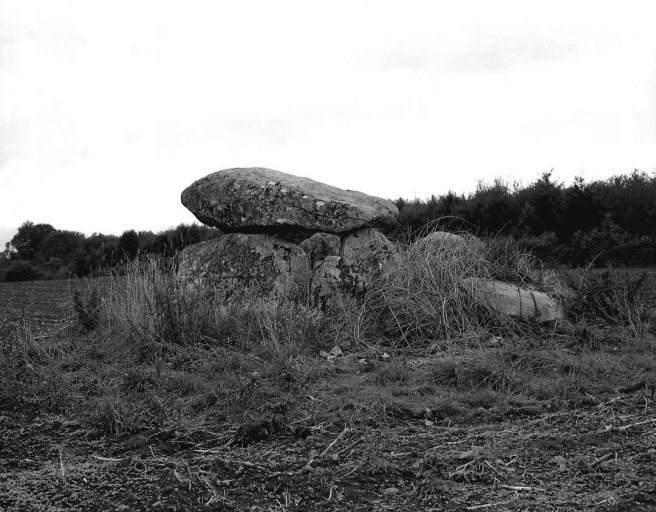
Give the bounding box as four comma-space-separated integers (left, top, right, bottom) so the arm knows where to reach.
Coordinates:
5, 260, 38, 282
564, 266, 653, 337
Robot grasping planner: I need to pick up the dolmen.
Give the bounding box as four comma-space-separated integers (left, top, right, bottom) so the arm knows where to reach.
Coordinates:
179, 167, 563, 323
179, 168, 399, 308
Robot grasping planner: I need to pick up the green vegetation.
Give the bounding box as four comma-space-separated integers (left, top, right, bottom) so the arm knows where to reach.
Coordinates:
391, 169, 656, 267
3, 169, 656, 283
1, 235, 655, 509
367, 230, 566, 344
0, 221, 221, 282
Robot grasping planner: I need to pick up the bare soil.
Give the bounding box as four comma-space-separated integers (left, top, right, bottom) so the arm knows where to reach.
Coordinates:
2, 382, 656, 511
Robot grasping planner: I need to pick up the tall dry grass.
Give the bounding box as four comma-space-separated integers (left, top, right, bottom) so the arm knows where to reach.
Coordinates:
364, 229, 565, 345
89, 256, 347, 363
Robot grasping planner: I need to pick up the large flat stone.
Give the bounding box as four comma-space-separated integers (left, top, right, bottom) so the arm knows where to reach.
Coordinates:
181, 168, 398, 235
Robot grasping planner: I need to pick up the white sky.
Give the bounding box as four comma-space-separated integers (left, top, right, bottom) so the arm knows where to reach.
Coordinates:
1, 0, 655, 248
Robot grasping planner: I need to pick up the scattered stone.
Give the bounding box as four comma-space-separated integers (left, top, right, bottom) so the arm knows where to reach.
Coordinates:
178, 233, 309, 304
335, 354, 356, 367
468, 278, 563, 323
181, 167, 398, 236
329, 345, 343, 357
319, 345, 347, 362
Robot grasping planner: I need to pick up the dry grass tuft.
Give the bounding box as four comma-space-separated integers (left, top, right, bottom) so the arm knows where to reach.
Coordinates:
365, 226, 563, 346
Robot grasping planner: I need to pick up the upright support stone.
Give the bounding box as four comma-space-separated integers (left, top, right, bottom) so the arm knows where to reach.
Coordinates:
178, 234, 309, 304
340, 228, 399, 294
300, 232, 341, 270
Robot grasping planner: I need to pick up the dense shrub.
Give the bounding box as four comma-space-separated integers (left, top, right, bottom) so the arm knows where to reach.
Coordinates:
564, 267, 653, 337
393, 170, 656, 268
4, 170, 656, 282
5, 260, 38, 282
2, 223, 221, 281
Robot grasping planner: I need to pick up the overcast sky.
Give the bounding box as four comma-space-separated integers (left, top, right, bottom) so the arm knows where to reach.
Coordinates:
1, 0, 655, 248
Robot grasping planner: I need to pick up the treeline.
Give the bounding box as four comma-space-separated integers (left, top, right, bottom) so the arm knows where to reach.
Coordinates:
0, 223, 221, 282
390, 170, 656, 267
2, 170, 655, 281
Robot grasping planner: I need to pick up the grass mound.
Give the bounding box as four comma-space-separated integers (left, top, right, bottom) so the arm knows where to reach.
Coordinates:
366, 228, 565, 345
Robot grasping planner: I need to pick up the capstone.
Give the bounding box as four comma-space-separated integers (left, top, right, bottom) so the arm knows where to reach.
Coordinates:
181, 167, 398, 237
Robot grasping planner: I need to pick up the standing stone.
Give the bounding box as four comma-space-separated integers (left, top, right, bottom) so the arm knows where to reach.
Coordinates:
300, 232, 341, 270
181, 168, 398, 235
309, 256, 343, 310
178, 234, 309, 304
340, 228, 399, 293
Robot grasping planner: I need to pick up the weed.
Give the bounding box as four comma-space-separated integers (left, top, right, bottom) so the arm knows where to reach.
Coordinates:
120, 368, 157, 393
572, 320, 598, 349
524, 376, 563, 400
72, 288, 101, 331
0, 314, 51, 399
430, 358, 512, 392
431, 360, 459, 387
459, 388, 500, 409
369, 361, 411, 385
255, 301, 329, 359
165, 372, 206, 396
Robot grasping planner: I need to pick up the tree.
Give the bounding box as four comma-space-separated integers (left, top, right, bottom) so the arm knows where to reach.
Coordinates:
78, 233, 119, 274
39, 230, 84, 264
118, 230, 140, 260
560, 176, 601, 243
461, 178, 515, 234
0, 252, 9, 281
513, 171, 564, 238
138, 230, 157, 254
5, 221, 56, 261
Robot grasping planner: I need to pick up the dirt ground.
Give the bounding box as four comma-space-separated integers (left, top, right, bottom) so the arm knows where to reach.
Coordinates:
2, 369, 656, 511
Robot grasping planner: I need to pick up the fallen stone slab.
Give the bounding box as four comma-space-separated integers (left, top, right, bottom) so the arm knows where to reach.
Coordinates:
466, 278, 563, 323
